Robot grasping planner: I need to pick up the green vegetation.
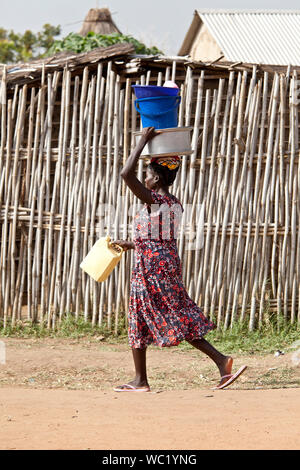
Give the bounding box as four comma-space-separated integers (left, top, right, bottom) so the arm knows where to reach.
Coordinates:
0, 24, 61, 64
0, 313, 299, 355
0, 314, 127, 342
0, 27, 162, 65
48, 31, 162, 56
180, 317, 300, 355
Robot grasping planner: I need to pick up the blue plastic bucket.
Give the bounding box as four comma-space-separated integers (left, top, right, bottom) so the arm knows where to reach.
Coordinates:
135, 95, 181, 129
132, 85, 179, 99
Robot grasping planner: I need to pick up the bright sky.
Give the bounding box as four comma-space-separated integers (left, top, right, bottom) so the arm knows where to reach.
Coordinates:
1, 0, 300, 55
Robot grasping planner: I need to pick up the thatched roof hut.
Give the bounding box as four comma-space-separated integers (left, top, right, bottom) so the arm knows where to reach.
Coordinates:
79, 7, 122, 36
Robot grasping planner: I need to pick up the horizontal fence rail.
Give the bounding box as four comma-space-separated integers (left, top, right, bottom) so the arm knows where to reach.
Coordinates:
0, 60, 299, 331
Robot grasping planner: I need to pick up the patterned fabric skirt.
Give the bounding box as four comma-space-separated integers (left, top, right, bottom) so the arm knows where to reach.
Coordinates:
128, 239, 216, 348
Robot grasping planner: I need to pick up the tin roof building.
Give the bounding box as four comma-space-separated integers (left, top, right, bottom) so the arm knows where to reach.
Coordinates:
178, 9, 300, 65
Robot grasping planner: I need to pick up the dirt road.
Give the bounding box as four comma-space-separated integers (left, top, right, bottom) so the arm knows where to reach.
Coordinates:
0, 337, 299, 450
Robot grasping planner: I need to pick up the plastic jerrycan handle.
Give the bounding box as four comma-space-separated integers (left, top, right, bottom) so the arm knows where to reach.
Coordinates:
107, 238, 124, 256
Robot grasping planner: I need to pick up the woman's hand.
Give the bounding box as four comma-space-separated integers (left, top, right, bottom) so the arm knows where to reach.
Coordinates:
111, 240, 134, 252
140, 126, 157, 144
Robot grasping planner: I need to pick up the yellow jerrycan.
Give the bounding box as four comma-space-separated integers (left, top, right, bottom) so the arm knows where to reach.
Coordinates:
80, 235, 123, 282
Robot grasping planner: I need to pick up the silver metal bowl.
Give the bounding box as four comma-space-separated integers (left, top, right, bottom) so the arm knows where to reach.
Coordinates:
133, 127, 193, 157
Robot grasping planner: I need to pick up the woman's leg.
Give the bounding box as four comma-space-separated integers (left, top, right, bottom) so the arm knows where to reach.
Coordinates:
131, 347, 149, 387
187, 337, 233, 386
115, 347, 149, 390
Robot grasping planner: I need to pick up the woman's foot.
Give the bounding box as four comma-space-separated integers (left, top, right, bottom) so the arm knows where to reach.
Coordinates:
217, 356, 233, 387
114, 378, 150, 392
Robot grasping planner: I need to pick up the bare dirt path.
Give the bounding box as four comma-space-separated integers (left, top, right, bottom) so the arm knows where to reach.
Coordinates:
0, 337, 299, 450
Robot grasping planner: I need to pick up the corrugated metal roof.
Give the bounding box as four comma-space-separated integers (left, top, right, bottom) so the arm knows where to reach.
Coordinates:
197, 9, 300, 65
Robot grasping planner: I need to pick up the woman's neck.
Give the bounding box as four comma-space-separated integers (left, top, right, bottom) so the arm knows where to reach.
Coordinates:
156, 187, 170, 196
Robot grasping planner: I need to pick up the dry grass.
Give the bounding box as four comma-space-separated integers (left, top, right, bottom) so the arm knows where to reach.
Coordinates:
0, 337, 299, 392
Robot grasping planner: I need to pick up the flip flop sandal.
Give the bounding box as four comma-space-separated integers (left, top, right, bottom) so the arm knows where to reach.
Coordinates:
212, 365, 247, 390
113, 384, 151, 393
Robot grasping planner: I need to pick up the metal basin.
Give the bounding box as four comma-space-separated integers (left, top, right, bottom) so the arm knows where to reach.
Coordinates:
133, 127, 193, 157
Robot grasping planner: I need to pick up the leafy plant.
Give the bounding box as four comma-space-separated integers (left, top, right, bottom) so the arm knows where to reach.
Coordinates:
48, 31, 162, 56
0, 27, 162, 64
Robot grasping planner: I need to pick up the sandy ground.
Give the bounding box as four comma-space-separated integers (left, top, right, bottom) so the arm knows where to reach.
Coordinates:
0, 337, 299, 450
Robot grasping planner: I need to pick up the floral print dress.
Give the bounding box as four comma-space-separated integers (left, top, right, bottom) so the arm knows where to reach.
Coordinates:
128, 189, 216, 348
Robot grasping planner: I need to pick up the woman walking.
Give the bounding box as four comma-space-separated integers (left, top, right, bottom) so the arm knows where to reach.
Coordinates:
113, 127, 246, 392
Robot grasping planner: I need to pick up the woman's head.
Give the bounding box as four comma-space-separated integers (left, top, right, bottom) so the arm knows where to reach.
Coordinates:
145, 160, 180, 190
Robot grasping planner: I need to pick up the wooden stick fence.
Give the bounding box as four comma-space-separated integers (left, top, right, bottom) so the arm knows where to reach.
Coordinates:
0, 59, 299, 331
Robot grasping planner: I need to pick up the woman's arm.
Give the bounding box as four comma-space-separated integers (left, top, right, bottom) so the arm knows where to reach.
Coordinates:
121, 127, 156, 205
